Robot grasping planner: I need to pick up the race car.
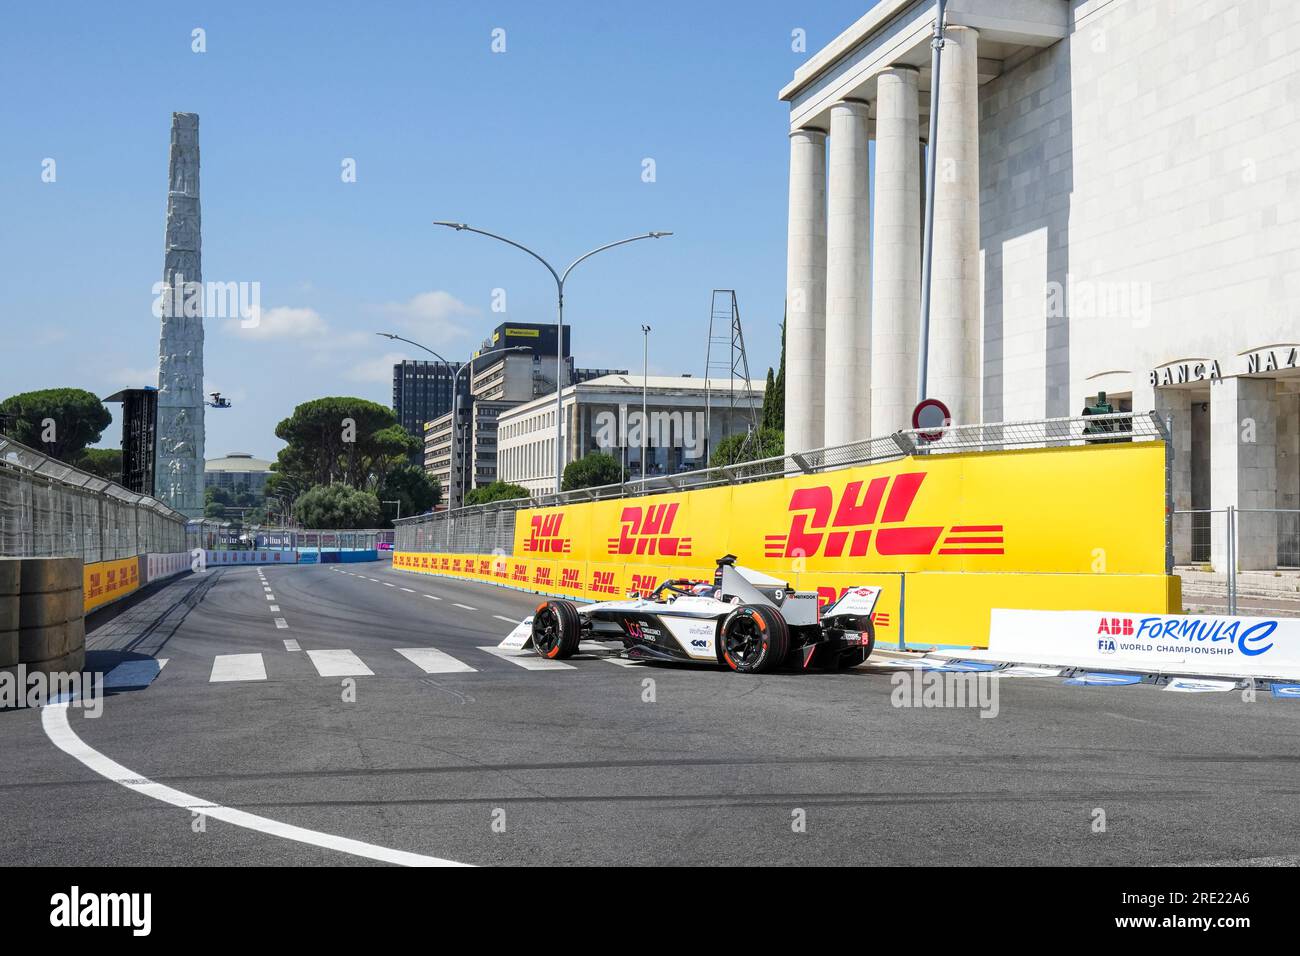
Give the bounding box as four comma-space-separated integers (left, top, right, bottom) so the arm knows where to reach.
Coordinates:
521, 555, 880, 673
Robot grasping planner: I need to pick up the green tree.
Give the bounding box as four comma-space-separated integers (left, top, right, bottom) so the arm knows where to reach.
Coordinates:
271, 397, 410, 502
464, 481, 530, 506
0, 388, 112, 462
377, 463, 442, 523
761, 314, 785, 432
709, 426, 785, 468
292, 483, 383, 529
562, 452, 623, 491
77, 447, 122, 482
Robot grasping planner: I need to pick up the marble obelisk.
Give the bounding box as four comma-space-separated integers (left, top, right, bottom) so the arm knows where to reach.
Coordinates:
154, 112, 205, 517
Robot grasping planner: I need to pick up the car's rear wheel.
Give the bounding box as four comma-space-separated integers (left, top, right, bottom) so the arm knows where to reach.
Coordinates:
531, 600, 581, 659
830, 616, 875, 669
720, 604, 789, 673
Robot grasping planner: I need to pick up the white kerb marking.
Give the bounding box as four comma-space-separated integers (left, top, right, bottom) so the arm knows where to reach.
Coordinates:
210, 654, 267, 682
306, 649, 374, 677
395, 647, 476, 674
41, 704, 464, 866
477, 646, 574, 671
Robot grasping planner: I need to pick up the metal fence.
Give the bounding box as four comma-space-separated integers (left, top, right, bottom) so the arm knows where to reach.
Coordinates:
0, 434, 188, 562
396, 410, 1166, 555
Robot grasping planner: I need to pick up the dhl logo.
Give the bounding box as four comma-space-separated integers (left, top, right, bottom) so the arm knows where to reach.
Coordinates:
764, 472, 1004, 559
607, 503, 692, 557
493, 561, 509, 579
560, 567, 581, 590
590, 570, 618, 595
524, 513, 571, 554
511, 562, 530, 583
533, 566, 553, 586
477, 559, 491, 575
629, 573, 658, 594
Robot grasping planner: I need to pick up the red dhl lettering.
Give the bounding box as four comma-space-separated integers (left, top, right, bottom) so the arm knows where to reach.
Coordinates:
524, 513, 571, 554
560, 568, 581, 590
607, 503, 692, 557
766, 473, 1004, 559
590, 570, 618, 594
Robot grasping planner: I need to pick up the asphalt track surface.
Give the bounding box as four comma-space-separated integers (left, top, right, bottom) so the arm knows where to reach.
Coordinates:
3, 557, 1299, 866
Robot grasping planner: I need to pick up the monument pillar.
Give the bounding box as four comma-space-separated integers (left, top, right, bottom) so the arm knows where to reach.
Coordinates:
155, 112, 206, 518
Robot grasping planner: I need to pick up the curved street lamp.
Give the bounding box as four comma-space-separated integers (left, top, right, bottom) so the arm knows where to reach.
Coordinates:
377, 332, 529, 508
432, 222, 672, 494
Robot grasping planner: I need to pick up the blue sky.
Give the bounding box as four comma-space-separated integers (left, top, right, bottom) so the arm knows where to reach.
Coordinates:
1, 0, 874, 460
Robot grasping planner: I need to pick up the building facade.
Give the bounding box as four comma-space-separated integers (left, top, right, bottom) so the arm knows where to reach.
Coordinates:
392, 360, 465, 440
204, 452, 273, 495
782, 0, 1300, 570
497, 375, 763, 497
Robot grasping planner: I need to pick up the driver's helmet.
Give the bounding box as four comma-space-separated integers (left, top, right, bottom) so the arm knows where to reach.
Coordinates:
689, 581, 717, 597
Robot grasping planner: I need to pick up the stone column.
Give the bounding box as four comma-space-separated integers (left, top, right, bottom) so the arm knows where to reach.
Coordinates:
928, 25, 981, 426
1210, 376, 1278, 571
872, 67, 921, 436
155, 112, 205, 518
785, 128, 827, 454
824, 101, 872, 446
1155, 388, 1193, 565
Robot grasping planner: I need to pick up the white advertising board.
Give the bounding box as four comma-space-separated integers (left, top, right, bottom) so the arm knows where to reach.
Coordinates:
989, 608, 1300, 679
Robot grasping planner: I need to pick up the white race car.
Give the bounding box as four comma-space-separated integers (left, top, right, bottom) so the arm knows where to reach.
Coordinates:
522, 555, 881, 673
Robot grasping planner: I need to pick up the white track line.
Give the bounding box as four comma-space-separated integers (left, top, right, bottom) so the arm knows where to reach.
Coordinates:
210, 654, 267, 682
395, 647, 477, 674
424, 594, 441, 601
383, 582, 396, 588
283, 639, 301, 652
269, 605, 280, 612
274, 618, 288, 629
453, 603, 477, 611
493, 614, 521, 624
399, 587, 415, 593
41, 704, 464, 866
306, 649, 374, 677
477, 646, 574, 671
265, 594, 274, 601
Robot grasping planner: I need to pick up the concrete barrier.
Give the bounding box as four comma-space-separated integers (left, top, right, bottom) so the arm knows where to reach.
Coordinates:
0, 560, 18, 669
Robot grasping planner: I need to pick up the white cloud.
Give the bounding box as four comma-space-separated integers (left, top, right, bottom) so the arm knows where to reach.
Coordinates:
227, 306, 327, 340
344, 351, 409, 384
374, 290, 478, 345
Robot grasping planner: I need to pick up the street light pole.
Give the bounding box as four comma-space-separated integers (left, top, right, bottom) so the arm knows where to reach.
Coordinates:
433, 222, 671, 495
376, 334, 530, 509
641, 324, 651, 482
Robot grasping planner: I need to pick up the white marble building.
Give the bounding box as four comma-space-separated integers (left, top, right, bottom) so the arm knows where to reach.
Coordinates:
782, 0, 1300, 570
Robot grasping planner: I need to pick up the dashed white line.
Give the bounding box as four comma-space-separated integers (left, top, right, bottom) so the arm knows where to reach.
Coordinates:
265, 594, 274, 601
306, 649, 374, 677
453, 603, 477, 611
269, 605, 280, 612
493, 614, 521, 624
477, 646, 574, 671
41, 704, 464, 866
395, 647, 477, 674
383, 582, 396, 588
399, 587, 415, 593
274, 618, 288, 629
210, 653, 267, 682
424, 594, 441, 601
283, 639, 301, 652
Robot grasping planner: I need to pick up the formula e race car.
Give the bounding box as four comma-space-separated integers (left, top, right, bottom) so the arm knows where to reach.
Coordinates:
521, 555, 880, 673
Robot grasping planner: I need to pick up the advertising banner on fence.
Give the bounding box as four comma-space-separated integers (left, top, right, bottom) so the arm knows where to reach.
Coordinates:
990, 608, 1300, 679
146, 551, 191, 583
513, 441, 1166, 577
83, 557, 141, 613
204, 550, 299, 566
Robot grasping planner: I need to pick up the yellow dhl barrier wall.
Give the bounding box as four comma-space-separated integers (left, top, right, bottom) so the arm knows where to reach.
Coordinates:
83, 556, 142, 613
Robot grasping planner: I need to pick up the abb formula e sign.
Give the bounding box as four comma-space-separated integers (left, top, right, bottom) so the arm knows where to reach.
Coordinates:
511, 440, 1167, 576
990, 608, 1300, 679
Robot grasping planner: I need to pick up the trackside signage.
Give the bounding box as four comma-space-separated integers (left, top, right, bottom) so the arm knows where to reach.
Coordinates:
990, 609, 1300, 679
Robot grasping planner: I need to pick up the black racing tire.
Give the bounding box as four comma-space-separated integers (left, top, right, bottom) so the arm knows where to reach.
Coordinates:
531, 600, 581, 660
720, 604, 789, 673
829, 616, 875, 669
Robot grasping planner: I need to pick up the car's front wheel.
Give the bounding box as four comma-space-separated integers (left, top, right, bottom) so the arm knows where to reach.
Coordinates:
720, 604, 789, 673
531, 600, 581, 659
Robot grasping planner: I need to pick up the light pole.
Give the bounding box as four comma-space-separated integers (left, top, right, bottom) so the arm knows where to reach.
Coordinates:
377, 333, 529, 509
433, 222, 672, 495
640, 324, 651, 482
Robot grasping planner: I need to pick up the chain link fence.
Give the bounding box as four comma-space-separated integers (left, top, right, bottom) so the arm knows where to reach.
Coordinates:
397, 410, 1165, 555
0, 434, 188, 562
1174, 508, 1300, 618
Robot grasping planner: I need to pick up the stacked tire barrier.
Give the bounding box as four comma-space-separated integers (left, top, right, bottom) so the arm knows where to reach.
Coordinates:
0, 557, 85, 677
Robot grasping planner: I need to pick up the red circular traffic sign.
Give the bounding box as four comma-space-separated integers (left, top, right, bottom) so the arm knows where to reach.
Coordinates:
911, 398, 951, 442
